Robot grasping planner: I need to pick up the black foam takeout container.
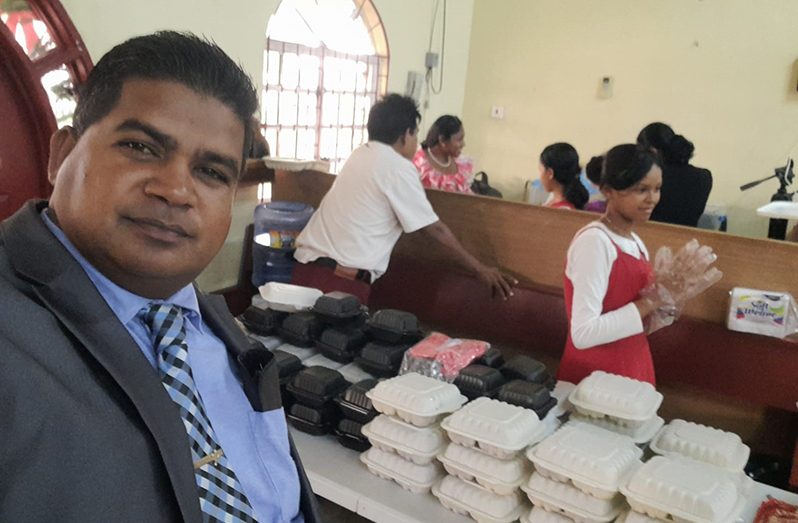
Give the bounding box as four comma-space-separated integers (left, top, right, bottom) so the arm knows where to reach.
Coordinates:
277, 311, 324, 348
334, 378, 379, 423
238, 306, 287, 336
316, 326, 368, 363
355, 341, 411, 377
286, 402, 339, 436
500, 355, 555, 389
334, 418, 371, 452
364, 309, 423, 344
454, 364, 507, 400
475, 347, 505, 369
285, 366, 349, 408
497, 379, 557, 419
312, 291, 366, 325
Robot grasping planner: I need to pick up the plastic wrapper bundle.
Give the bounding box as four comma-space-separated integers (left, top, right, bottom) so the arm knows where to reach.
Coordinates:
727, 287, 798, 340
399, 332, 489, 382
640, 239, 723, 334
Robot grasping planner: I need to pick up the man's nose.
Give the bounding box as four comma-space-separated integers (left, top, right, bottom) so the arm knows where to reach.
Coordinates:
144, 161, 196, 207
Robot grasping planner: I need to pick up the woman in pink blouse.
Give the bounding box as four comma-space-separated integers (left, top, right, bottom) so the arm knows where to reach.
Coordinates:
413, 115, 473, 193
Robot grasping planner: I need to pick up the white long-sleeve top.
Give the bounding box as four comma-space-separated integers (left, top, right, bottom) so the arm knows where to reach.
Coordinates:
565, 221, 649, 349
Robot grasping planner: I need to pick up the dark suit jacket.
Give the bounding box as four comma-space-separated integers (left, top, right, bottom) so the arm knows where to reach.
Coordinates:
0, 201, 321, 523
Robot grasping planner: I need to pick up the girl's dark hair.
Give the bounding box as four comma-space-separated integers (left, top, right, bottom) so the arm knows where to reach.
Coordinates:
540, 142, 588, 209
602, 144, 661, 190
73, 31, 258, 168
421, 115, 463, 149
367, 94, 421, 145
585, 155, 604, 185
637, 122, 695, 165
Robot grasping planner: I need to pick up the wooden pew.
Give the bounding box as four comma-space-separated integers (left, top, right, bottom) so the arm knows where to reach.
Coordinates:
262, 165, 798, 487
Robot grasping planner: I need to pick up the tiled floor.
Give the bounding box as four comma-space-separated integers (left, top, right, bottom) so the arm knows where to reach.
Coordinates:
317, 496, 370, 522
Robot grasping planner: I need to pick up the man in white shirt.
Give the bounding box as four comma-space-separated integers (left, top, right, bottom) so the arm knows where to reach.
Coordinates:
293, 94, 515, 303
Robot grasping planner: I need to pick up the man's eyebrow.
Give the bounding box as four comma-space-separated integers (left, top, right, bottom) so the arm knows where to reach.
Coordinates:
115, 119, 177, 150
198, 150, 240, 175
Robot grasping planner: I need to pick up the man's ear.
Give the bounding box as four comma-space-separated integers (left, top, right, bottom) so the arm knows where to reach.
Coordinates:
47, 126, 77, 185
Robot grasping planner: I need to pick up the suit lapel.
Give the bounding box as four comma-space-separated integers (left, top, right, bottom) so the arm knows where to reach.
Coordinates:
2, 202, 203, 522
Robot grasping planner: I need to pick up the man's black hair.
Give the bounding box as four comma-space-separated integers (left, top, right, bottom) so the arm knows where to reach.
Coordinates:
366, 94, 420, 145
73, 31, 258, 169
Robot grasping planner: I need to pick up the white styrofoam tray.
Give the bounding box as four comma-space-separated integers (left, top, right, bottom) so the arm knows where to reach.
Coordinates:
438, 442, 532, 495
258, 282, 323, 312
432, 475, 527, 523
521, 472, 624, 523
620, 455, 753, 523
526, 421, 642, 499
361, 415, 446, 465
366, 373, 467, 427
649, 419, 750, 470
359, 446, 443, 494
569, 371, 662, 426
441, 397, 545, 459
520, 506, 576, 523
568, 412, 664, 445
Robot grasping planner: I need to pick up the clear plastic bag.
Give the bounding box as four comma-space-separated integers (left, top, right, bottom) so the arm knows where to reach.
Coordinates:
399, 332, 489, 382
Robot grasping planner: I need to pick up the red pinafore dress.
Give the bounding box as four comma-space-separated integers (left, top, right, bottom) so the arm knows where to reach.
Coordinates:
557, 227, 656, 385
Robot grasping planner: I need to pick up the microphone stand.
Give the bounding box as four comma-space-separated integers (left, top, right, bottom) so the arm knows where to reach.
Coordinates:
739, 160, 795, 239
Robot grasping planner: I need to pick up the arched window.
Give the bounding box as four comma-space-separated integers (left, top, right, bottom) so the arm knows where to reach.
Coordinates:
262, 0, 388, 173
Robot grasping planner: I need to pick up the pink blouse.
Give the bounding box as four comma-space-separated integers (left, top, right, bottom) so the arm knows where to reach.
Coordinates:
412, 149, 474, 194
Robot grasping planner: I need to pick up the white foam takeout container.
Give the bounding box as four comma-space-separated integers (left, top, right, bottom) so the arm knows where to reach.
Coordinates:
360, 415, 446, 465
365, 373, 467, 427
568, 412, 664, 445
526, 421, 643, 499
438, 442, 532, 495
520, 506, 577, 523
649, 419, 750, 471
569, 371, 663, 426
521, 472, 625, 523
432, 475, 527, 523
359, 446, 443, 494
258, 282, 323, 312
441, 397, 546, 460
614, 510, 665, 523
620, 455, 753, 523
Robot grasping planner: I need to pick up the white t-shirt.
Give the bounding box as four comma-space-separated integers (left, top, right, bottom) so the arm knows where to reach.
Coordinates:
295, 141, 440, 281
565, 221, 649, 349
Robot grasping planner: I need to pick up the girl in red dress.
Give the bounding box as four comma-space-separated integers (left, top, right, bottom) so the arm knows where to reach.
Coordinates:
557, 144, 667, 385
539, 142, 589, 210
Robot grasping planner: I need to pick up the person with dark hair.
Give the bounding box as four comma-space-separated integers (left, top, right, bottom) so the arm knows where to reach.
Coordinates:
539, 142, 589, 210
293, 94, 516, 303
0, 31, 320, 522
412, 114, 473, 193
583, 155, 607, 213
637, 122, 713, 227
558, 144, 669, 385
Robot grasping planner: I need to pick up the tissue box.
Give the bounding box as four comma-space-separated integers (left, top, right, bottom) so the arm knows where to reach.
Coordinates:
727, 287, 795, 338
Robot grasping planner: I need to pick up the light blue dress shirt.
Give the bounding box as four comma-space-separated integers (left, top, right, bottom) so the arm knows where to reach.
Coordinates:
42, 211, 303, 523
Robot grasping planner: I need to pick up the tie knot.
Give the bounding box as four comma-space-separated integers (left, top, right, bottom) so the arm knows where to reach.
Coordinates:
139, 303, 185, 350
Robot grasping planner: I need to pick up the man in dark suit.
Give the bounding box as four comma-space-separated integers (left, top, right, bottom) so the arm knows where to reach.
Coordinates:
0, 32, 321, 522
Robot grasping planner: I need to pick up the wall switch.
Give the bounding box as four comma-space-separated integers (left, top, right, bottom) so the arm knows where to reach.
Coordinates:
598, 76, 613, 99
490, 105, 504, 119
425, 52, 439, 69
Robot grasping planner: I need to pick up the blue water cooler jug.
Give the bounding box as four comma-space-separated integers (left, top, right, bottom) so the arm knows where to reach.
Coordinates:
252, 201, 314, 286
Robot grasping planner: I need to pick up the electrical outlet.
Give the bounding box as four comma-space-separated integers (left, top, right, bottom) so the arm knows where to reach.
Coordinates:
490, 105, 504, 119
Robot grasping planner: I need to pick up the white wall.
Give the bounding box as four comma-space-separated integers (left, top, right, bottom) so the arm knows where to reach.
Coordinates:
60, 0, 475, 290
462, 0, 798, 238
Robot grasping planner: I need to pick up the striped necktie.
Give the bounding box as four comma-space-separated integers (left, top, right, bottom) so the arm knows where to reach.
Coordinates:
140, 303, 258, 523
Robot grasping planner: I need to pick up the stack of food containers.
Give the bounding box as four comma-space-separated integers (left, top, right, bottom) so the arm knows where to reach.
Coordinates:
284, 366, 348, 435
332, 378, 379, 452
360, 373, 465, 494
566, 371, 665, 446
312, 292, 368, 367
432, 397, 547, 522
525, 421, 642, 522
358, 309, 422, 377
617, 419, 753, 522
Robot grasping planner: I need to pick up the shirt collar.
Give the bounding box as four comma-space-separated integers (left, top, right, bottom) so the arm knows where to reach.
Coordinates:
40, 209, 204, 331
